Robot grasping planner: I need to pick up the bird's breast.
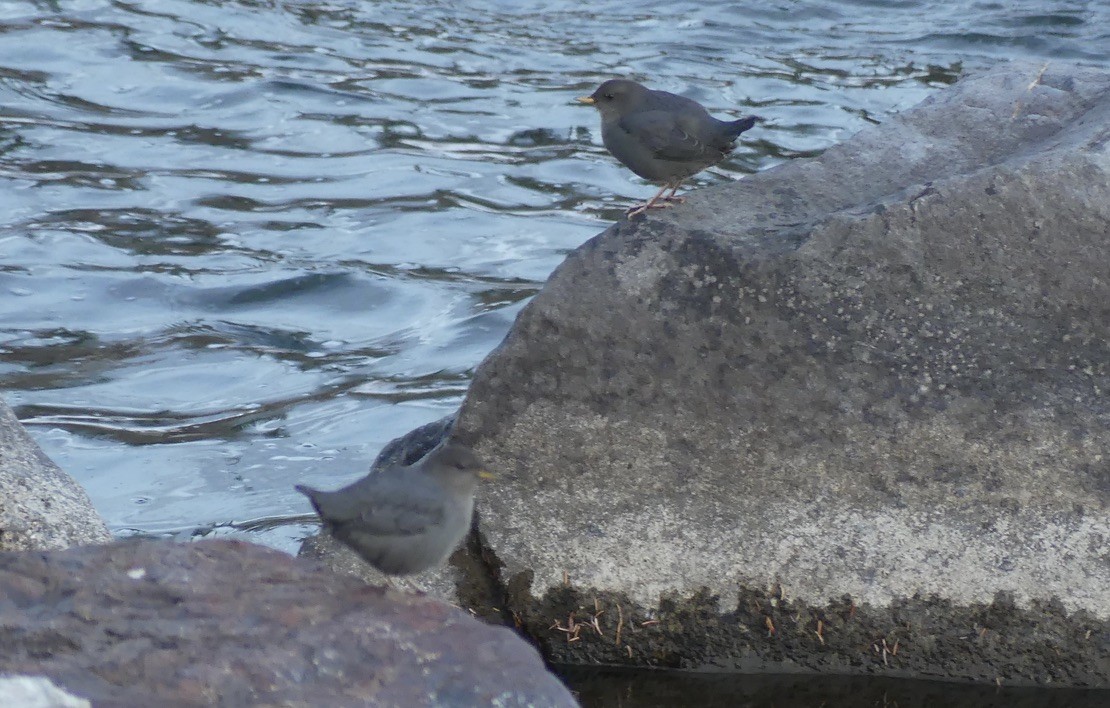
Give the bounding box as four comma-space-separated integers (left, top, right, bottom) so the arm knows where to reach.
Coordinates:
599, 123, 662, 180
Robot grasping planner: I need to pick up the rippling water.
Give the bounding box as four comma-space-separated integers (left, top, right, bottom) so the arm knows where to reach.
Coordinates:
1, 1, 1107, 554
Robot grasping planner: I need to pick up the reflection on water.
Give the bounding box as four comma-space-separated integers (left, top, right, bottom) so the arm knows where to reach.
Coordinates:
559, 667, 1110, 708
0, 1, 1107, 551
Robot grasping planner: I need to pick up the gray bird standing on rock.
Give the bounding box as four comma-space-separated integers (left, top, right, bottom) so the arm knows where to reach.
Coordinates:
295, 441, 492, 576
578, 79, 760, 216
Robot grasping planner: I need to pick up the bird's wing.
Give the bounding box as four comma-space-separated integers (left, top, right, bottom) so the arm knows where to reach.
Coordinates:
619, 110, 718, 162
315, 477, 446, 536
354, 490, 446, 536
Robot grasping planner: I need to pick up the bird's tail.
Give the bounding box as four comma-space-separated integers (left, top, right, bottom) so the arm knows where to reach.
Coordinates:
726, 115, 760, 137
294, 484, 323, 516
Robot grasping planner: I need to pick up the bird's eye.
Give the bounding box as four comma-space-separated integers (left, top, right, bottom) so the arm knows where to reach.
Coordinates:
604, 93, 614, 100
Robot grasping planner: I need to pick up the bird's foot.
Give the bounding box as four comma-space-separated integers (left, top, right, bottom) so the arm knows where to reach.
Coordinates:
662, 194, 687, 204
626, 201, 675, 218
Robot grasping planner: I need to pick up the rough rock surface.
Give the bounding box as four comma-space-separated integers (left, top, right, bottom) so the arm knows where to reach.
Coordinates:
0, 397, 111, 551
446, 62, 1110, 686
0, 539, 577, 707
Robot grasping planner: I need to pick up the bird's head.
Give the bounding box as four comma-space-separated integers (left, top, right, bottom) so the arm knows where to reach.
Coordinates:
428, 441, 493, 484
577, 79, 650, 119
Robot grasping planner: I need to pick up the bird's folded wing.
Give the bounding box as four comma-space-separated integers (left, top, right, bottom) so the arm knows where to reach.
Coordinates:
619, 110, 713, 162
317, 480, 446, 536
354, 493, 446, 536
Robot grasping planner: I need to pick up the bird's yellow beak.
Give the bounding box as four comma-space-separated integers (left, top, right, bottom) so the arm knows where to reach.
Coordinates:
478, 470, 495, 481
576, 95, 596, 105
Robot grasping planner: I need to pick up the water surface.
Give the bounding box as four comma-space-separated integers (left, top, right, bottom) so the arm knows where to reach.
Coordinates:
559, 667, 1110, 707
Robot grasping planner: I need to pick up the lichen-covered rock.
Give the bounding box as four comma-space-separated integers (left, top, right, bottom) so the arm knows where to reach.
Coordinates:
0, 540, 577, 707
450, 62, 1110, 686
0, 397, 111, 551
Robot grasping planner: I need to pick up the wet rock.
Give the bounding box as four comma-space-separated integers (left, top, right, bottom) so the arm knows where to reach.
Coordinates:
450, 62, 1110, 686
0, 397, 111, 551
0, 539, 577, 707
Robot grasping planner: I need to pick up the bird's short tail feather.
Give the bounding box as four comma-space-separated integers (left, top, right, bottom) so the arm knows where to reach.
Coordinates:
727, 115, 760, 137
294, 484, 323, 515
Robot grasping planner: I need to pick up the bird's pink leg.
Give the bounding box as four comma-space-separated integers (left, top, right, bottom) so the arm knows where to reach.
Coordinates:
662, 180, 686, 203
626, 183, 673, 218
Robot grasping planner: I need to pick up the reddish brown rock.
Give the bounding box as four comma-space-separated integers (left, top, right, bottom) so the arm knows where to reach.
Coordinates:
0, 539, 576, 707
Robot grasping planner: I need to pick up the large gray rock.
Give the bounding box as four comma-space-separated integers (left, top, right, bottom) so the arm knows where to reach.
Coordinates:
451, 62, 1110, 686
0, 539, 577, 707
0, 397, 111, 551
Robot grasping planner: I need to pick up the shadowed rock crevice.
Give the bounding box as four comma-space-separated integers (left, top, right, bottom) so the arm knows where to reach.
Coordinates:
453, 518, 517, 628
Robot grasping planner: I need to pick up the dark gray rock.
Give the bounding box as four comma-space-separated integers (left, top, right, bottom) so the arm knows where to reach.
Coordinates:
0, 539, 577, 707
372, 414, 457, 470
0, 397, 111, 551
451, 62, 1110, 686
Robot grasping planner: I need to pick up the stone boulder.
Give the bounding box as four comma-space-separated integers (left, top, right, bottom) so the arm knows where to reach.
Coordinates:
0, 397, 111, 551
445, 62, 1109, 686
0, 539, 577, 706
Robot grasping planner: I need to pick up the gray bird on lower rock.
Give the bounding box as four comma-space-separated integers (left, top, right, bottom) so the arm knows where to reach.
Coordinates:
296, 441, 492, 576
